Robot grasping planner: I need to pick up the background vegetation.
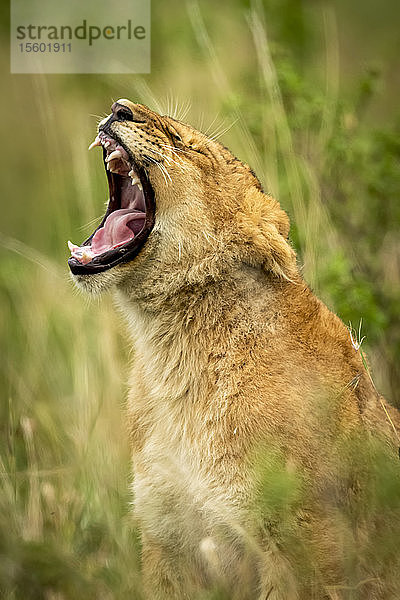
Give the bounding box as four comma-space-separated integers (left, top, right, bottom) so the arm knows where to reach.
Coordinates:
1, 0, 399, 597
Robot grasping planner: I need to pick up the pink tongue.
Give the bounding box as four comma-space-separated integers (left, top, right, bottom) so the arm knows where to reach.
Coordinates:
91, 209, 145, 254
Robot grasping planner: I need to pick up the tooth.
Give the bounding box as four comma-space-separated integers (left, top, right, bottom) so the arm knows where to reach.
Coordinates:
129, 171, 140, 186
82, 250, 93, 262
88, 136, 101, 150
138, 183, 143, 192
106, 150, 122, 162
67, 240, 81, 252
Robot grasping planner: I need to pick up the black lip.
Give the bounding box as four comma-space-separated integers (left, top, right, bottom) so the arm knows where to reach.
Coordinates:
68, 136, 156, 276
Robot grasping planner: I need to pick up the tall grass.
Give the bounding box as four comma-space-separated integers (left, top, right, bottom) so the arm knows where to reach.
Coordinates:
1, 0, 399, 597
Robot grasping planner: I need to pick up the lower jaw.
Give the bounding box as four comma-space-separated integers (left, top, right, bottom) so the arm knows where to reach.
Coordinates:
68, 208, 155, 275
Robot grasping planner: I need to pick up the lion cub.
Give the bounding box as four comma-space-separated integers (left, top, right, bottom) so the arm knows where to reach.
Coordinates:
69, 100, 400, 599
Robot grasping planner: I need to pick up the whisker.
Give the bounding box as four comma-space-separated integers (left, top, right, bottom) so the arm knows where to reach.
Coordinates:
181, 100, 192, 121
198, 111, 205, 132
166, 91, 172, 116
78, 215, 103, 231
158, 142, 191, 157
146, 154, 172, 185
132, 81, 164, 114
151, 147, 184, 170
157, 163, 168, 185
176, 99, 192, 121
207, 120, 231, 138
208, 118, 239, 141
173, 96, 179, 120
94, 112, 110, 126
158, 162, 172, 184
157, 144, 188, 166
203, 113, 221, 136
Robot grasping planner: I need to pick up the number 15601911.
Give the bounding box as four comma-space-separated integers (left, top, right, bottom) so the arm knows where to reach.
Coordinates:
19, 42, 72, 52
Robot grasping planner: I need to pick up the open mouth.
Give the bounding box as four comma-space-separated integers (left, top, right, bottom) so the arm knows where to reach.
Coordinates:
68, 131, 155, 275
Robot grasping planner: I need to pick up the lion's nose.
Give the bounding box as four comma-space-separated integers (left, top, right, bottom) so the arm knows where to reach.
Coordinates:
110, 102, 145, 123
99, 101, 148, 133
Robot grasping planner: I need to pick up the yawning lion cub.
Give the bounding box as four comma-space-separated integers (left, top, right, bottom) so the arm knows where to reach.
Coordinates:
69, 100, 400, 599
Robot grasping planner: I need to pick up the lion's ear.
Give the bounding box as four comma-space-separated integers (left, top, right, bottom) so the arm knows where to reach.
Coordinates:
235, 188, 297, 280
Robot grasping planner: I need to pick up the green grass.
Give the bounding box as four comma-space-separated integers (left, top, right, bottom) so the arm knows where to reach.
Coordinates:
1, 0, 400, 597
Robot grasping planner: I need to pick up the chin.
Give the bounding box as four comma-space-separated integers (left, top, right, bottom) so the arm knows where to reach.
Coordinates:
70, 268, 127, 296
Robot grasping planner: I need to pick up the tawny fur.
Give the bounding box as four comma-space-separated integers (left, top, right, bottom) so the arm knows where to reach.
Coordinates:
73, 100, 400, 600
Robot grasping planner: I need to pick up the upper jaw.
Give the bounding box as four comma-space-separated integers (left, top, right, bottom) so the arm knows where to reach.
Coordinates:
91, 129, 142, 181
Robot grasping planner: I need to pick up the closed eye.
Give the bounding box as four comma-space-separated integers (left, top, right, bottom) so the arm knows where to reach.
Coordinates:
168, 126, 183, 144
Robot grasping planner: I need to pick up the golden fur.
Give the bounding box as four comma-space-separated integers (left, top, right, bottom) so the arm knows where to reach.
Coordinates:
73, 100, 400, 599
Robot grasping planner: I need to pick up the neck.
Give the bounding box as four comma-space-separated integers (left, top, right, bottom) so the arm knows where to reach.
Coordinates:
115, 265, 287, 406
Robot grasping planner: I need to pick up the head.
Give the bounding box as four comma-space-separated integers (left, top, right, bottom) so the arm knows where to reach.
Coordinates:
68, 99, 296, 299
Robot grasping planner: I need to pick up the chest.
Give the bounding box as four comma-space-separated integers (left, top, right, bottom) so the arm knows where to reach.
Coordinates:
132, 430, 251, 557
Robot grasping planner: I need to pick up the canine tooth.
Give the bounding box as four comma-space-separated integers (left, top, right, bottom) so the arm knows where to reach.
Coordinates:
106, 150, 122, 162
88, 136, 101, 150
138, 183, 143, 192
129, 171, 140, 185
68, 240, 79, 252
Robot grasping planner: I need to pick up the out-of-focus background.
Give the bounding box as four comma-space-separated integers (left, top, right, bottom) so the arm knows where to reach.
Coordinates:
1, 1, 399, 598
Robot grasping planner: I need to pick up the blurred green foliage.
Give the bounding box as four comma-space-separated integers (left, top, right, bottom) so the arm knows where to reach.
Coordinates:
1, 0, 399, 597
253, 436, 400, 598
